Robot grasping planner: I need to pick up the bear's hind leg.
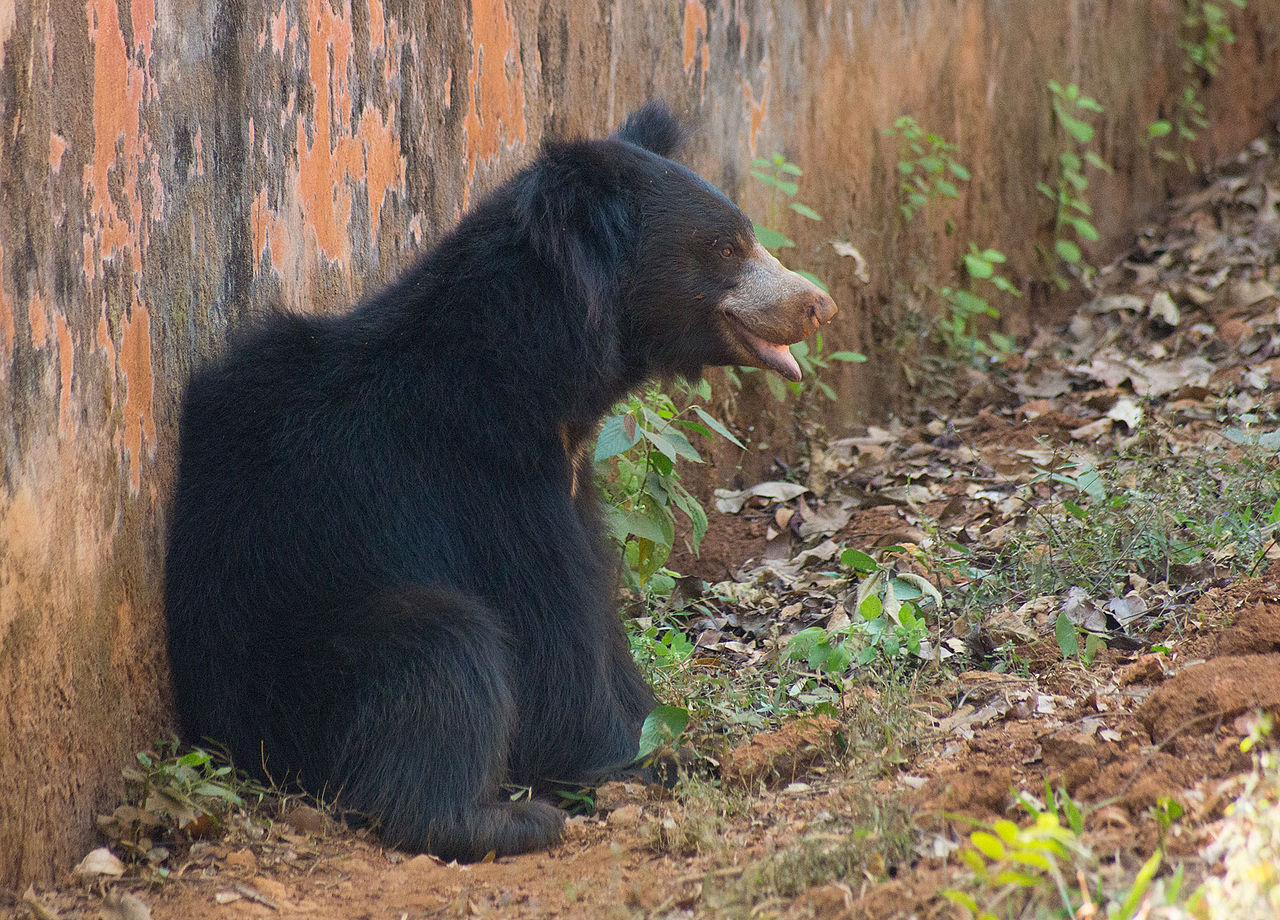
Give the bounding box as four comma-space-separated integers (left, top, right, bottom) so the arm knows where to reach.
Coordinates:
328, 586, 563, 862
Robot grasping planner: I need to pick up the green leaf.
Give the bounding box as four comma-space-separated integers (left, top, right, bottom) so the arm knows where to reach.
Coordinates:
1117, 851, 1162, 919
778, 161, 803, 176
1054, 238, 1082, 264
1070, 218, 1100, 242
964, 254, 995, 279
858, 594, 883, 621
942, 890, 980, 912
1055, 612, 1079, 658
1084, 150, 1112, 173
691, 406, 747, 449
642, 426, 701, 464
829, 351, 867, 363
594, 414, 642, 461
604, 505, 665, 544
773, 178, 799, 197
788, 201, 823, 221
750, 169, 779, 189
1057, 111, 1094, 144
752, 223, 795, 250
840, 547, 877, 573
947, 161, 971, 181
1075, 465, 1106, 500
970, 831, 1005, 860
787, 626, 827, 661
936, 180, 959, 198
637, 704, 690, 760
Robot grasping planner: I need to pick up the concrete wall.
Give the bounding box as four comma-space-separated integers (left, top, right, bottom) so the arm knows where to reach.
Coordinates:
1, 0, 1278, 886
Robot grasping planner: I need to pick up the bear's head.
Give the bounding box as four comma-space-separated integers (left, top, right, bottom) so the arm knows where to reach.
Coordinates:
516, 102, 837, 385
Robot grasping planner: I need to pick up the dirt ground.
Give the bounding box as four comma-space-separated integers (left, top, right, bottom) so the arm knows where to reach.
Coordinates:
10, 135, 1280, 920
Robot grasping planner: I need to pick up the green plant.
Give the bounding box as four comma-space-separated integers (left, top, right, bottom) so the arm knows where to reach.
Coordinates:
884, 115, 971, 224
785, 546, 940, 690
96, 742, 265, 869
939, 433, 1280, 626
747, 152, 866, 404
1053, 610, 1106, 665
628, 617, 695, 680
937, 244, 1021, 361
945, 784, 1172, 920
1148, 0, 1248, 170
595, 381, 743, 593
1039, 81, 1112, 291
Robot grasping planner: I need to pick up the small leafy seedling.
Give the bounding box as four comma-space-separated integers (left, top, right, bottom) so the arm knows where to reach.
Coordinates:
1039, 81, 1112, 290
884, 115, 971, 224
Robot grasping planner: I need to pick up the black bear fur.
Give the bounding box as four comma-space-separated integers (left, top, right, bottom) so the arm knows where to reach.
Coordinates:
165, 102, 836, 862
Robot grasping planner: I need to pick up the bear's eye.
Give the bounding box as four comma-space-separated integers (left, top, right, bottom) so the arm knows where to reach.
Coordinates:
721, 246, 734, 259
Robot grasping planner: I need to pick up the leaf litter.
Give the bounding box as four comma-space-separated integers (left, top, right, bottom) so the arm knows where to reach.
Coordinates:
20, 135, 1280, 920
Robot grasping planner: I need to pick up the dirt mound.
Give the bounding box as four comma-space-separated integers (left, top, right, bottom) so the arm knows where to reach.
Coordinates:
722, 715, 843, 788
1138, 653, 1280, 743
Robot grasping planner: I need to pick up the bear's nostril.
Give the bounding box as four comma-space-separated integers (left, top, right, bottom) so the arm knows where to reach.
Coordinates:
808, 295, 837, 326
812, 294, 837, 325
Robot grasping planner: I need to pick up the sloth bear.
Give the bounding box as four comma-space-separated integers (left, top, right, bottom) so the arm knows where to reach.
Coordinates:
165, 102, 836, 861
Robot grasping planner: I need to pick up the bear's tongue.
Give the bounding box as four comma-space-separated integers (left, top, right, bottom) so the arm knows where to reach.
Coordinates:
738, 326, 802, 381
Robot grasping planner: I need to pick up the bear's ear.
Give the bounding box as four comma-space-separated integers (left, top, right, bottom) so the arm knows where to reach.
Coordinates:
612, 101, 686, 159
515, 144, 637, 322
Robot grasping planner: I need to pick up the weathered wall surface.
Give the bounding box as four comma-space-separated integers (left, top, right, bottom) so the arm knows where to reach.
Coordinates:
1, 0, 1278, 887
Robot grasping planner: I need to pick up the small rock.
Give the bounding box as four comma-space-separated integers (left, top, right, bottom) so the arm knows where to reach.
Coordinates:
223, 848, 257, 871
606, 804, 642, 828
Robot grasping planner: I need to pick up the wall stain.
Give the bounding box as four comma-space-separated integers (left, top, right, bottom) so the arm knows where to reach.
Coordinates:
0, 242, 12, 362
119, 301, 153, 494
27, 287, 48, 348
55, 313, 73, 440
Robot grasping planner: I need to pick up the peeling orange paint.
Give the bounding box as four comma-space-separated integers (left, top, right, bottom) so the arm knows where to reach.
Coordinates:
83, 0, 156, 283
49, 134, 67, 174
119, 303, 155, 494
742, 71, 770, 156
461, 0, 526, 206
290, 0, 405, 266
683, 0, 709, 97
55, 314, 73, 440
28, 289, 48, 349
